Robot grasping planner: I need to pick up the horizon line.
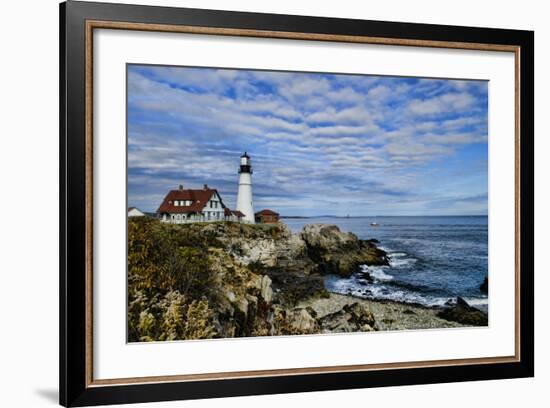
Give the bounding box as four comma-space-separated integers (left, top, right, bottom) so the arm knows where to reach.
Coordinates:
280, 214, 488, 218
130, 207, 488, 218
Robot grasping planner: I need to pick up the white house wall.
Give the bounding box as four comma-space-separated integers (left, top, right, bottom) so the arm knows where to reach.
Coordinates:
203, 192, 225, 221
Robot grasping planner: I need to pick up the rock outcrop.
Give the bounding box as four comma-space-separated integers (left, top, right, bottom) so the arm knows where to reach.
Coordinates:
128, 218, 387, 340
211, 222, 388, 336
300, 224, 389, 277
437, 297, 488, 326
479, 277, 488, 294
214, 222, 387, 307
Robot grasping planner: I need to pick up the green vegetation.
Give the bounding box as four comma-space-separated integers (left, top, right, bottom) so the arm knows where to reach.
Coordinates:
128, 218, 219, 341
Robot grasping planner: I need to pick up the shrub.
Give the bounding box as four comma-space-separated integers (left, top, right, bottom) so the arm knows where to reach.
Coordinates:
183, 299, 217, 340
127, 219, 220, 341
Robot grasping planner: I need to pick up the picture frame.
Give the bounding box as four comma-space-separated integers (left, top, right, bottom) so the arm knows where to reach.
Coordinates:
59, 0, 534, 406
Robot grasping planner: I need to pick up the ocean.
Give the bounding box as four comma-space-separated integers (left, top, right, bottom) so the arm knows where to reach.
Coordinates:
284, 216, 488, 308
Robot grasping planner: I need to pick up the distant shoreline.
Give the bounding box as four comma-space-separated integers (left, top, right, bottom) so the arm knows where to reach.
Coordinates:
280, 214, 488, 219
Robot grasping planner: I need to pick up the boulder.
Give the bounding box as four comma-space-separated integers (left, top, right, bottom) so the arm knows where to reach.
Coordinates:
357, 269, 374, 283
288, 308, 319, 333
479, 277, 488, 294
301, 224, 353, 248
263, 266, 328, 306
437, 297, 488, 326
260, 275, 273, 303
319, 302, 377, 332
300, 224, 388, 277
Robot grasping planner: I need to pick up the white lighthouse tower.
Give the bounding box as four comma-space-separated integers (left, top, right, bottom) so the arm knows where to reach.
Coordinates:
236, 152, 255, 223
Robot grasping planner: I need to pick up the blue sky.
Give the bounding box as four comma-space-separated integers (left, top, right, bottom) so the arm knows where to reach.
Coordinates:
127, 64, 488, 216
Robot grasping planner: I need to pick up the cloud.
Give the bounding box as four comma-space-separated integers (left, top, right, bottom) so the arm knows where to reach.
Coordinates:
386, 141, 453, 158
278, 76, 331, 101
408, 92, 476, 116
127, 66, 488, 215
306, 105, 380, 125
420, 132, 487, 145
367, 85, 391, 100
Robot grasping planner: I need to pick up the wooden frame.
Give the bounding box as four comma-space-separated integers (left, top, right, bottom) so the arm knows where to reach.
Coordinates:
60, 1, 534, 406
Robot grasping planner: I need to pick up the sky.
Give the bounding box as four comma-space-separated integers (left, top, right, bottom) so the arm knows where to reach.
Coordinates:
127, 64, 488, 216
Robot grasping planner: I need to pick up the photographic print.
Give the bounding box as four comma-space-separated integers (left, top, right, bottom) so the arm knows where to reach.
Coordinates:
60, 5, 533, 404
127, 64, 489, 343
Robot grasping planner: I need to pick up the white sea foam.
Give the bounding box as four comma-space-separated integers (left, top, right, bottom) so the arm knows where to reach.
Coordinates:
389, 257, 417, 268
360, 265, 393, 281
462, 297, 489, 306
327, 259, 486, 309
352, 283, 449, 307
325, 271, 451, 307
388, 252, 417, 268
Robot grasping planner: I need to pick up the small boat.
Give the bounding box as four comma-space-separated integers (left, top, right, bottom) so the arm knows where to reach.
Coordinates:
370, 222, 379, 227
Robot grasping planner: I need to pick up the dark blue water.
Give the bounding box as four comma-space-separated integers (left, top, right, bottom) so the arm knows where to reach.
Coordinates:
284, 216, 488, 307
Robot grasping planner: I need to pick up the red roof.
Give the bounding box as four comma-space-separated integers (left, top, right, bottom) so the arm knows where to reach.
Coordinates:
223, 208, 245, 217
255, 209, 279, 216
157, 188, 221, 214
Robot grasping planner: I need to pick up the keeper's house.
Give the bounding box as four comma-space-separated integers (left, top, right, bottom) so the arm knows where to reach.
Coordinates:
255, 209, 280, 224
157, 184, 244, 224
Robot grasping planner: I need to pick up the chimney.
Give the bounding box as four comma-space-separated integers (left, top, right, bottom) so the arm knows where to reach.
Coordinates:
203, 184, 208, 190
179, 184, 183, 190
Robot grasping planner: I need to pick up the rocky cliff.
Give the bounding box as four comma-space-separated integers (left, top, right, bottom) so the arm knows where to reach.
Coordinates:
127, 219, 387, 341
